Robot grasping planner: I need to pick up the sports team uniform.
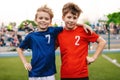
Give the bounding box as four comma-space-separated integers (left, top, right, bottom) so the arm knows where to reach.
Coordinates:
57, 26, 99, 79
19, 27, 63, 78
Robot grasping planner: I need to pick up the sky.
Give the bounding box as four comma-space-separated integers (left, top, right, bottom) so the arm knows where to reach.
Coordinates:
0, 0, 120, 26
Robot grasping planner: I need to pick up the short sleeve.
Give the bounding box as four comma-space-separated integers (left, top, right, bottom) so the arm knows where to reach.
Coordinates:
19, 34, 31, 49
87, 32, 99, 42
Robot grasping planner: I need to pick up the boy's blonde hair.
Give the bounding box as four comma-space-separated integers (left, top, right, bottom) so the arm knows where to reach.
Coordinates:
62, 2, 82, 17
35, 5, 54, 20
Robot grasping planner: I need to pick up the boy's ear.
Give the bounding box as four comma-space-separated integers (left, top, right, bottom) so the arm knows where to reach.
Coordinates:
50, 20, 52, 23
62, 16, 64, 21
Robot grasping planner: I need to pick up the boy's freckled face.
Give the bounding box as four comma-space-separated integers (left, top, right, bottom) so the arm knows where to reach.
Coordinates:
63, 12, 79, 30
36, 11, 51, 30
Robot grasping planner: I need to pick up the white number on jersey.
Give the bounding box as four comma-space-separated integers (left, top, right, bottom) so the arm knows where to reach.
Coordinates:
75, 36, 80, 46
45, 34, 50, 44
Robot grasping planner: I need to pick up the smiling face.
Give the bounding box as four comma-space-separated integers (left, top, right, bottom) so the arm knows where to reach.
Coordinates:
35, 11, 51, 31
62, 2, 82, 30
62, 12, 79, 30
35, 5, 53, 31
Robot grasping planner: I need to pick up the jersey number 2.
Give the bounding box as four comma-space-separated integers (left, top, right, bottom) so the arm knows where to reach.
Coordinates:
75, 36, 80, 46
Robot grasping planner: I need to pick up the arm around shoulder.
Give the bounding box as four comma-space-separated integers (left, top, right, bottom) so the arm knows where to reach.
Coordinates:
77, 23, 93, 34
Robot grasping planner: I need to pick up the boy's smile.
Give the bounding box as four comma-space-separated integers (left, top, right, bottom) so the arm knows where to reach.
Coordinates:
35, 11, 51, 31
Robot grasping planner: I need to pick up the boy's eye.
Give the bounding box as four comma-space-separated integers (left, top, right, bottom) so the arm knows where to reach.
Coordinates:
38, 17, 50, 21
45, 17, 49, 20
67, 16, 72, 19
73, 17, 77, 19
67, 16, 77, 19
39, 17, 43, 19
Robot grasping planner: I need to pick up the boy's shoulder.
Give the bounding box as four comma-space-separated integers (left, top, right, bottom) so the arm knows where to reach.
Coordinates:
25, 31, 36, 37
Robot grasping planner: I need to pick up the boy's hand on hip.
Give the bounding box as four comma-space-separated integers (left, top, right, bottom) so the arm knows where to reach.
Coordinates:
24, 63, 32, 71
86, 56, 95, 65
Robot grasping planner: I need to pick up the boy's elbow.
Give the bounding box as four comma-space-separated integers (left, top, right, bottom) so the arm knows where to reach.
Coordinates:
103, 39, 106, 45
16, 47, 23, 52
101, 39, 106, 47
16, 47, 20, 51
97, 37, 106, 46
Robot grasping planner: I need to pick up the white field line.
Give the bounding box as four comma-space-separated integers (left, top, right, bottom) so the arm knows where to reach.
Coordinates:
102, 54, 120, 67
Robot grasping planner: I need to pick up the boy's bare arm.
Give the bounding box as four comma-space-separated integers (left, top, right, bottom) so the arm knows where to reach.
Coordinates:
83, 24, 93, 34
93, 37, 106, 59
87, 37, 106, 64
17, 48, 32, 71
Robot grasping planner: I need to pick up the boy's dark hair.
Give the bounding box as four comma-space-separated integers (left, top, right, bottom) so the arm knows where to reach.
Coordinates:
62, 2, 82, 17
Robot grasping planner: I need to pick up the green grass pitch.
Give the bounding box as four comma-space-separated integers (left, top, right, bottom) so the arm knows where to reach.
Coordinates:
0, 52, 120, 80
